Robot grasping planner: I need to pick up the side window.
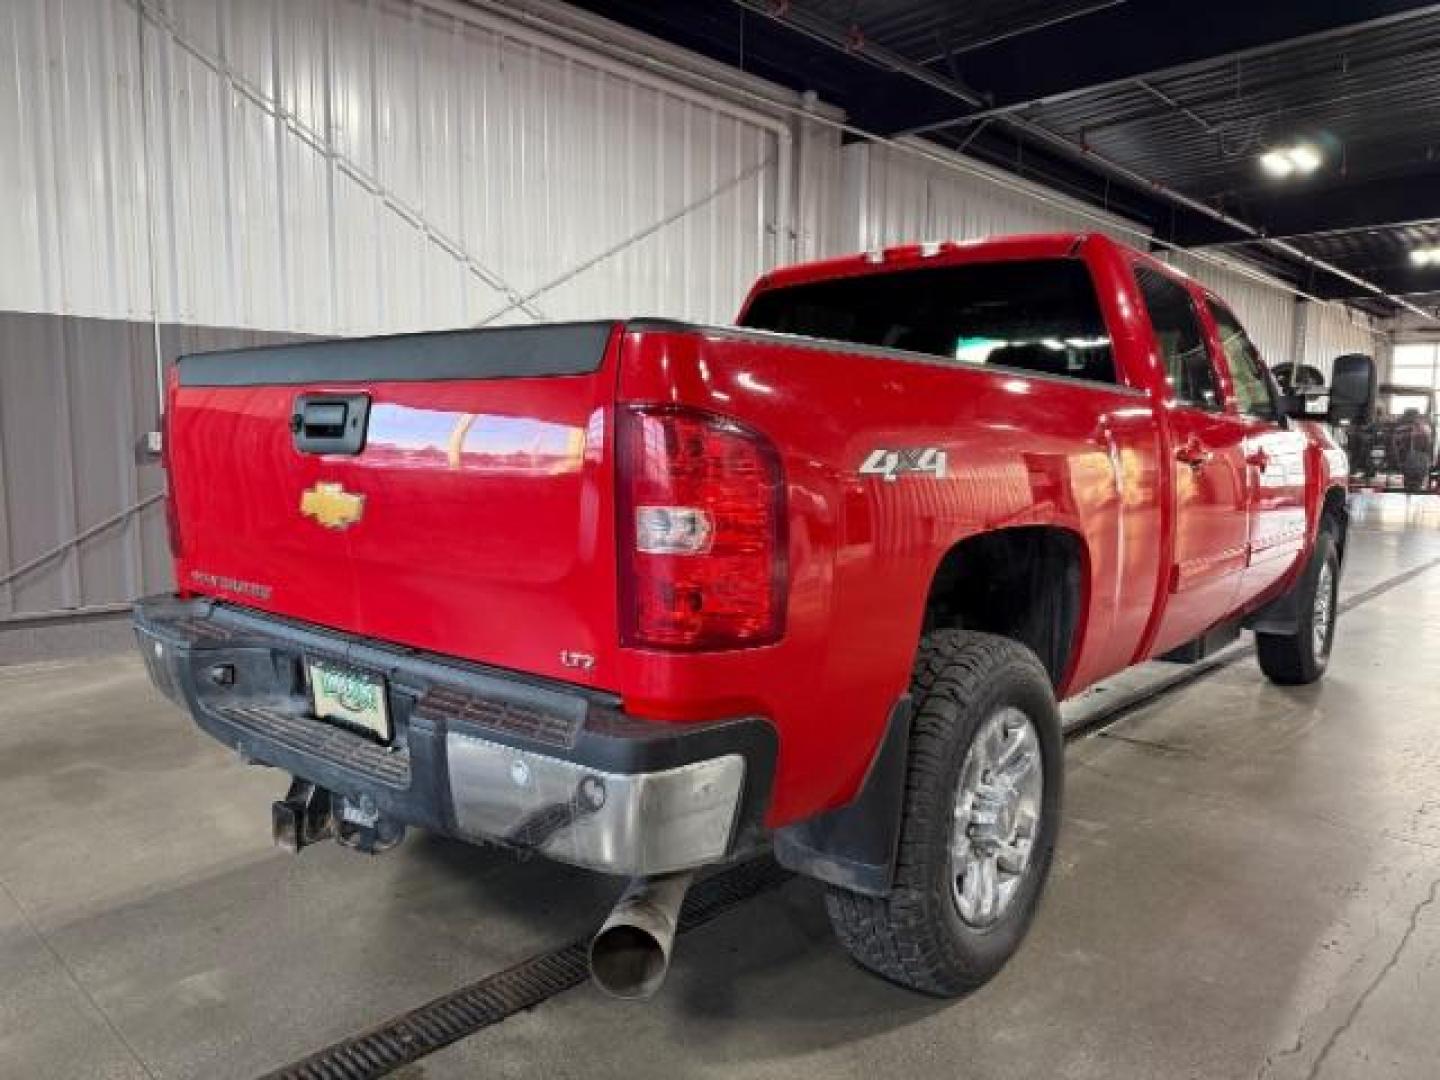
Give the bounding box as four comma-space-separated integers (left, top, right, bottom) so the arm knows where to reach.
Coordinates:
1134, 266, 1222, 411
1206, 299, 1277, 419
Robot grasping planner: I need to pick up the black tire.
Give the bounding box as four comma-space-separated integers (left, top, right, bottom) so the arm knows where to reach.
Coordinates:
1256, 531, 1340, 685
824, 630, 1062, 997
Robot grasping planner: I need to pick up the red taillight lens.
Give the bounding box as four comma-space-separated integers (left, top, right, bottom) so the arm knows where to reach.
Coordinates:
619, 406, 786, 650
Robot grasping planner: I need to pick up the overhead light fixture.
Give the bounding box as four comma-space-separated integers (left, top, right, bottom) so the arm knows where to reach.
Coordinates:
1288, 144, 1322, 173
1259, 150, 1293, 177
1412, 247, 1440, 267
1259, 143, 1323, 177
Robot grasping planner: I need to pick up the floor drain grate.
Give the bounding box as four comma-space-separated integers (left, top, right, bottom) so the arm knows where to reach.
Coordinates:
260, 857, 792, 1080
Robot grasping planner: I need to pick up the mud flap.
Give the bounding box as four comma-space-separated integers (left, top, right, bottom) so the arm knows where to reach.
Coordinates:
772, 696, 911, 897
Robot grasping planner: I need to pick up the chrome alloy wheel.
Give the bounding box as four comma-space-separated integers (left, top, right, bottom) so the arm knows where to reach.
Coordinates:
1313, 559, 1336, 658
950, 706, 1045, 928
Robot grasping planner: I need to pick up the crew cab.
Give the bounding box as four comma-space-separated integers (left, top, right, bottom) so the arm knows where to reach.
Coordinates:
134, 233, 1369, 999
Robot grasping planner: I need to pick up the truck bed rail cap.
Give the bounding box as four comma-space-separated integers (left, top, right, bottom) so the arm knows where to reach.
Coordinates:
178, 321, 617, 387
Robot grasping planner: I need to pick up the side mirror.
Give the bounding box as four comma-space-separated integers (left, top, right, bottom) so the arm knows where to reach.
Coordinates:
1280, 391, 1330, 420
1328, 353, 1377, 425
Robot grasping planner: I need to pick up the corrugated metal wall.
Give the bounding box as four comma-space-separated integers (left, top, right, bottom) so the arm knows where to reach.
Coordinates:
1304, 299, 1382, 376
839, 141, 1145, 251
3, 0, 789, 333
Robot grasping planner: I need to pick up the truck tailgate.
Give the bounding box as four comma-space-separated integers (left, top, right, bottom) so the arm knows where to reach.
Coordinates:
168, 323, 621, 688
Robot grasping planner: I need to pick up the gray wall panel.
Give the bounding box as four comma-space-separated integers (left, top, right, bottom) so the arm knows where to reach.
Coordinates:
0, 309, 303, 625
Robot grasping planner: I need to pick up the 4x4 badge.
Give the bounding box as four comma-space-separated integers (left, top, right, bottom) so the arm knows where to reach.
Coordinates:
300, 482, 365, 530
860, 447, 948, 482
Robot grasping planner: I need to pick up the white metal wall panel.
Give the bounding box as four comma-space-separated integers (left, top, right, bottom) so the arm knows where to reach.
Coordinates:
793, 114, 847, 263
839, 141, 1147, 252
0, 0, 153, 321
1, 0, 788, 334
1304, 300, 1381, 376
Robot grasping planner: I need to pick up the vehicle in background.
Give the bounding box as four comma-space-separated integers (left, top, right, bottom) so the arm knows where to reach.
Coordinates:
1347, 383, 1437, 493
135, 233, 1374, 1001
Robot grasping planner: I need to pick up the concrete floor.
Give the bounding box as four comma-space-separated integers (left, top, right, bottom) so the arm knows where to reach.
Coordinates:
4, 493, 1440, 1080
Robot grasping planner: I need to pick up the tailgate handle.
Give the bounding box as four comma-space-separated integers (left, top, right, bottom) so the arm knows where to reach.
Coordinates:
291, 394, 371, 455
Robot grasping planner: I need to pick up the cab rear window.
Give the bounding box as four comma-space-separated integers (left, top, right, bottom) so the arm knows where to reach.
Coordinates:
740, 259, 1116, 385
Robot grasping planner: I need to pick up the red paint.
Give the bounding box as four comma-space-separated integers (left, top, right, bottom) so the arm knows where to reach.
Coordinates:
167, 233, 1345, 829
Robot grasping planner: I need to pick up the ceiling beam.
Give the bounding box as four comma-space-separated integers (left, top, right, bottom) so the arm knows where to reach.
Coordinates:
903, 1, 1440, 138
911, 1, 1128, 66
1307, 261, 1440, 300
1178, 171, 1440, 246
1216, 218, 1440, 248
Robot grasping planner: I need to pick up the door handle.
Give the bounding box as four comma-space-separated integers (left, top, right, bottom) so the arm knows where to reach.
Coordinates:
1176, 440, 1213, 471
1245, 448, 1270, 471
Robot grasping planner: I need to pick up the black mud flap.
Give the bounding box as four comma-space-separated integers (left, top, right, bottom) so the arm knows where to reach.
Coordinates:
772, 696, 911, 897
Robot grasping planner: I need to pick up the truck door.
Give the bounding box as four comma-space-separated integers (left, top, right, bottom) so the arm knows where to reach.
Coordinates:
1204, 298, 1309, 599
1133, 266, 1251, 655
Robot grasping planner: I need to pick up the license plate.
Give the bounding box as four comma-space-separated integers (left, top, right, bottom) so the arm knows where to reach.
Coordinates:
308, 660, 390, 742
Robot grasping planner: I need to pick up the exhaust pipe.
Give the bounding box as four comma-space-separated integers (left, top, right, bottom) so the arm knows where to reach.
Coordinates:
588, 872, 694, 1000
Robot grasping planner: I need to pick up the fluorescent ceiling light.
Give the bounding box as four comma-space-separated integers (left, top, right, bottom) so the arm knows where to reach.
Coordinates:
1412, 247, 1440, 267
1288, 144, 1322, 173
1259, 143, 1323, 177
1259, 150, 1293, 177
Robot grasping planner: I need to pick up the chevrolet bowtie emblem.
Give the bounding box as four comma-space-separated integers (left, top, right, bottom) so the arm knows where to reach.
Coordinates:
300, 482, 365, 530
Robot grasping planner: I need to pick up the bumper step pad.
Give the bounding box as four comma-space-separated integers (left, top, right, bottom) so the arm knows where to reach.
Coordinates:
213, 702, 412, 788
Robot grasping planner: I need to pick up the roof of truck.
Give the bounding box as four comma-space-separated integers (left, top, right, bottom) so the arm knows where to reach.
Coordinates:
751, 232, 1120, 295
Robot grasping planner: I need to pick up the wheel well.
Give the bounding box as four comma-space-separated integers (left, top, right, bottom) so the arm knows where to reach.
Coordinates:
922, 527, 1085, 689
1321, 487, 1348, 564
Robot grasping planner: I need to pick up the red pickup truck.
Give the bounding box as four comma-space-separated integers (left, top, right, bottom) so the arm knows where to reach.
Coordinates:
135, 233, 1370, 1000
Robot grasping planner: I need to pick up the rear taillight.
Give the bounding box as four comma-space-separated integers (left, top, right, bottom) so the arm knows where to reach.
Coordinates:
161, 371, 183, 560
618, 406, 786, 650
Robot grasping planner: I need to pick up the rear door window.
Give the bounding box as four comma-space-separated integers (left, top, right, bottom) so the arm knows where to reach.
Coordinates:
740, 259, 1118, 386
1134, 266, 1222, 411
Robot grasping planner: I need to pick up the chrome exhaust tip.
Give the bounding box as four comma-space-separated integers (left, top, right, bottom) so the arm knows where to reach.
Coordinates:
588, 872, 694, 1000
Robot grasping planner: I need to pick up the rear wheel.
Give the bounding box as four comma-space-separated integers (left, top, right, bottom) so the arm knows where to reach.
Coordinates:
1256, 531, 1339, 685
824, 630, 1062, 996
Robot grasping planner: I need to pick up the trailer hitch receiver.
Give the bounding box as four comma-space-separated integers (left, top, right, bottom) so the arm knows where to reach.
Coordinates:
272, 779, 335, 853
